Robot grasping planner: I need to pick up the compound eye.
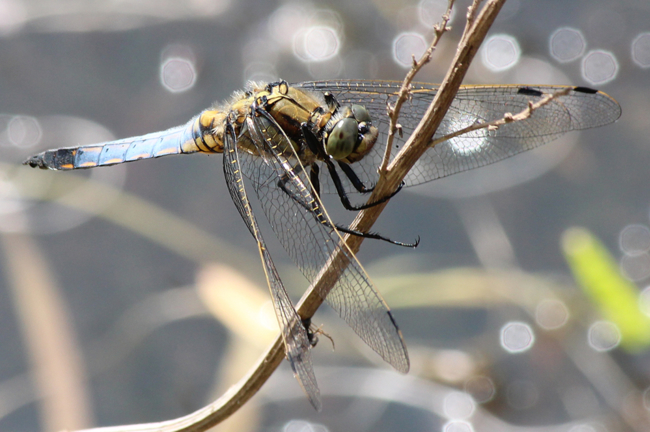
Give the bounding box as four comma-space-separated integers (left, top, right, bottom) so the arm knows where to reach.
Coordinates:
326, 117, 358, 159
358, 122, 369, 134
351, 104, 371, 123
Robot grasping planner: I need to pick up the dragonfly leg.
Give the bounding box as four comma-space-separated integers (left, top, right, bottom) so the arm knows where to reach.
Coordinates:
303, 318, 336, 350
336, 161, 373, 193
300, 123, 403, 211
336, 161, 405, 209
301, 318, 319, 347
277, 173, 419, 248
333, 223, 420, 248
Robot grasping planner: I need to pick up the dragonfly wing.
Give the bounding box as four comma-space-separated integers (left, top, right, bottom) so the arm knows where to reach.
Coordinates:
406, 84, 622, 185
295, 80, 621, 191
23, 114, 211, 170
222, 123, 321, 410
239, 111, 409, 373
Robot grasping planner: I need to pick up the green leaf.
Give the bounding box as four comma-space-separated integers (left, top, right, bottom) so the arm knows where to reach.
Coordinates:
562, 227, 650, 352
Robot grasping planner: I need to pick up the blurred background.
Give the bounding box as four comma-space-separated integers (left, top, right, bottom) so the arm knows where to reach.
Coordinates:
1, 0, 649, 431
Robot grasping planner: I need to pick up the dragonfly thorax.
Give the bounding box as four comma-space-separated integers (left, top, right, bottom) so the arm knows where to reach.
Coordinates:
183, 82, 379, 167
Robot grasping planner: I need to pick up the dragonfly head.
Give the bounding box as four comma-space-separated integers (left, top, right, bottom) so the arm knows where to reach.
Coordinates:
324, 104, 378, 163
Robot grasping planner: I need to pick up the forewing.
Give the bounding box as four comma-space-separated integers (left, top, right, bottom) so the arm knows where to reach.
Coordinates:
294, 80, 621, 191
23, 117, 201, 170
222, 124, 321, 410
238, 110, 409, 374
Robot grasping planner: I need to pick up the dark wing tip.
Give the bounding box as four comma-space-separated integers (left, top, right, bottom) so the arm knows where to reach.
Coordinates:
386, 309, 410, 373
517, 87, 544, 97
573, 86, 599, 94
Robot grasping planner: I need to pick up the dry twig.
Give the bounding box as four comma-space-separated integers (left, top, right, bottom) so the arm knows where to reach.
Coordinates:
381, 0, 455, 172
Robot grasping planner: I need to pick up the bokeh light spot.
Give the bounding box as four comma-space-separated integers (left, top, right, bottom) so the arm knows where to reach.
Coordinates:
464, 376, 496, 403
443, 420, 474, 432
535, 299, 569, 330
587, 321, 621, 352
581, 50, 618, 85
160, 57, 197, 93
268, 4, 307, 48
418, 0, 456, 27
294, 25, 340, 62
549, 27, 585, 63
482, 34, 520, 71
619, 224, 650, 255
500, 321, 535, 353
632, 33, 650, 68
392, 32, 427, 67
443, 391, 475, 419
283, 420, 328, 432
450, 134, 488, 156
620, 252, 650, 281
446, 113, 488, 155
6, 115, 41, 148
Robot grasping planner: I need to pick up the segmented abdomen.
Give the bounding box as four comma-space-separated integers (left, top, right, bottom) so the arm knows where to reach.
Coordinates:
23, 109, 225, 170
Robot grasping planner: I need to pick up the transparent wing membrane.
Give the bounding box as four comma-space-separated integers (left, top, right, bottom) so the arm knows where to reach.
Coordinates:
222, 123, 321, 410
295, 81, 621, 191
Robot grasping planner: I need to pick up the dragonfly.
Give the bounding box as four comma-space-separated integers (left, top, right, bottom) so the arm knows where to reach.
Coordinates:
23, 80, 621, 410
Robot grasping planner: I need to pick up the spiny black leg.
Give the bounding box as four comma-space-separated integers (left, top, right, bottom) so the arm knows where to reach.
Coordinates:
325, 160, 405, 211
337, 161, 372, 193
334, 223, 420, 248
338, 161, 405, 203
277, 173, 417, 247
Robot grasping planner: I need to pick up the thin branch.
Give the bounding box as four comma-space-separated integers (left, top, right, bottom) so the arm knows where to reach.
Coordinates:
462, 0, 483, 44
380, 0, 455, 173
429, 87, 572, 147
74, 1, 508, 431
